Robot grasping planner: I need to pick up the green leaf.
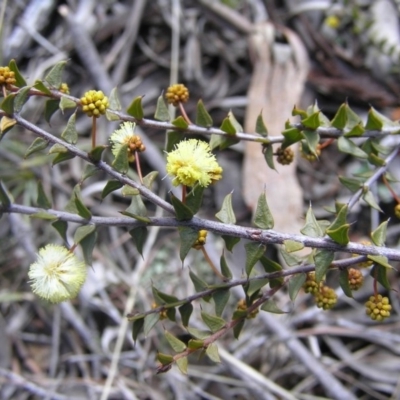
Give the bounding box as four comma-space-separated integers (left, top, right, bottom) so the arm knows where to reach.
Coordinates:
33, 79, 52, 95
176, 357, 188, 374
302, 130, 320, 155
121, 185, 139, 196
209, 134, 239, 150
206, 343, 220, 363
129, 227, 148, 257
44, 99, 60, 123
165, 331, 187, 352
154, 95, 170, 121
213, 289, 230, 317
233, 319, 245, 339
292, 105, 307, 118
125, 194, 147, 217
156, 352, 174, 366
143, 171, 159, 191
201, 312, 225, 333
74, 225, 96, 245
288, 273, 307, 301
245, 277, 269, 297
337, 137, 368, 159
170, 193, 194, 221
44, 60, 67, 88
112, 143, 129, 174
14, 86, 31, 113
215, 192, 236, 224
88, 145, 107, 163
255, 112, 268, 136
220, 111, 241, 135
220, 253, 233, 279
165, 131, 182, 152
80, 229, 97, 265
81, 165, 99, 182
261, 299, 286, 314
59, 96, 77, 113
74, 192, 92, 220
49, 143, 68, 154
253, 192, 274, 229
185, 185, 204, 215
279, 248, 302, 267
179, 302, 193, 327
152, 286, 180, 305
189, 270, 208, 292
301, 111, 321, 129
371, 220, 388, 247
0, 116, 16, 137
132, 318, 144, 342
52, 220, 68, 243
259, 256, 283, 287
221, 235, 240, 252
362, 190, 382, 212
370, 265, 391, 290
196, 99, 213, 128
101, 180, 123, 199
331, 103, 347, 129
326, 205, 350, 245
144, 313, 160, 337
367, 255, 392, 269
344, 122, 365, 137
127, 96, 144, 120
339, 176, 362, 192
244, 242, 266, 276
172, 116, 189, 129
281, 126, 303, 149
1, 93, 15, 114
263, 144, 276, 170
8, 59, 27, 87
52, 152, 75, 166
339, 269, 353, 298
36, 181, 51, 209
30, 211, 58, 220
188, 339, 204, 350
368, 152, 386, 167
25, 138, 48, 158
178, 227, 198, 262
61, 112, 78, 144
365, 107, 384, 130
314, 249, 334, 283
284, 240, 304, 253
301, 205, 324, 237
108, 87, 121, 111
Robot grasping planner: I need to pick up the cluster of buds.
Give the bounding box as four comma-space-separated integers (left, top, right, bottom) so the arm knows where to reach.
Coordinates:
365, 294, 391, 321
276, 146, 294, 165
300, 142, 321, 162
303, 272, 337, 310
348, 268, 363, 291
192, 230, 208, 250
0, 66, 16, 87
236, 299, 259, 319
80, 90, 109, 117
165, 83, 189, 106
59, 82, 70, 94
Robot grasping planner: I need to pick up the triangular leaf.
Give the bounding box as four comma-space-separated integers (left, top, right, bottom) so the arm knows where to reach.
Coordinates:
178, 227, 198, 262
33, 80, 52, 95
152, 286, 180, 305
253, 192, 274, 229
326, 205, 350, 245
362, 190, 383, 212
61, 112, 78, 144
88, 145, 107, 163
233, 319, 245, 339
74, 224, 96, 245
8, 59, 27, 87
144, 313, 160, 337
189, 269, 208, 292
213, 289, 230, 317
259, 256, 283, 287
132, 317, 144, 342
165, 331, 187, 352
301, 205, 324, 237
1, 93, 15, 114
314, 249, 334, 283
101, 180, 123, 199
129, 226, 148, 257
59, 96, 77, 113
44, 99, 60, 123
25, 138, 48, 158
370, 265, 391, 290
74, 191, 92, 219
206, 343, 220, 363
36, 181, 52, 209
185, 185, 204, 215
330, 103, 347, 129
338, 137, 368, 159
179, 302, 193, 327
215, 192, 236, 224
165, 131, 182, 152
261, 299, 286, 314
367, 255, 392, 269
339, 269, 353, 298
111, 143, 129, 174
52, 220, 68, 244
263, 144, 276, 171
288, 273, 307, 301
371, 220, 388, 247
255, 112, 268, 136
44, 61, 67, 88
244, 242, 266, 276
127, 96, 144, 120
220, 252, 233, 279
154, 95, 170, 121
170, 193, 194, 221
176, 357, 188, 374
172, 116, 189, 129
221, 235, 240, 252
283, 240, 304, 253
80, 229, 97, 265
14, 86, 31, 113
196, 99, 213, 128
0, 116, 16, 137
201, 312, 225, 333
52, 152, 75, 166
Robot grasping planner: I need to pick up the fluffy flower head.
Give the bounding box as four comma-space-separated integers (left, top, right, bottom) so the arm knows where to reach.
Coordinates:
110, 122, 144, 162
28, 244, 87, 304
166, 139, 222, 187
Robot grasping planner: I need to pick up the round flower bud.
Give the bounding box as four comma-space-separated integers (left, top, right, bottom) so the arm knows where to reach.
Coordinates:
80, 90, 109, 118
0, 66, 16, 86
395, 204, 400, 219
28, 244, 87, 303
276, 146, 294, 165
192, 230, 208, 250
348, 268, 363, 291
315, 285, 337, 310
165, 83, 189, 106
59, 83, 70, 94
365, 294, 392, 321
303, 272, 321, 295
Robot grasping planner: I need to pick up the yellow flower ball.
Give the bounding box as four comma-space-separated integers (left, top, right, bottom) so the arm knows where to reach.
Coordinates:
166, 139, 222, 187
28, 244, 87, 303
